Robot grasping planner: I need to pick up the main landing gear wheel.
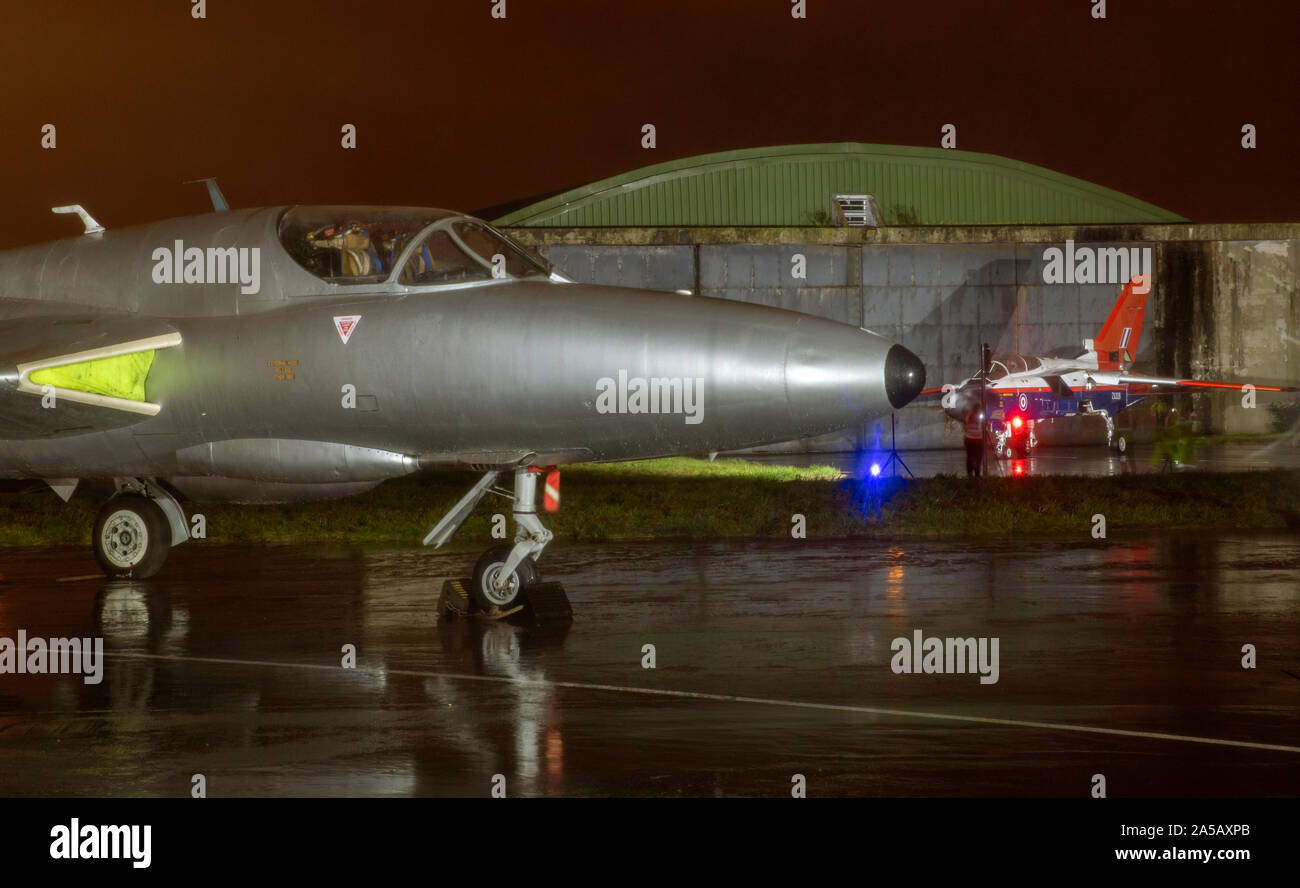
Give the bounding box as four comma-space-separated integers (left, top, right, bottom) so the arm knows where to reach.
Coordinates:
93, 495, 170, 579
1113, 433, 1129, 454
470, 544, 539, 612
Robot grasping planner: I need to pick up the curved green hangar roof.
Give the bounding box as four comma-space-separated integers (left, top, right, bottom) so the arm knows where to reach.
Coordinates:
493, 143, 1185, 227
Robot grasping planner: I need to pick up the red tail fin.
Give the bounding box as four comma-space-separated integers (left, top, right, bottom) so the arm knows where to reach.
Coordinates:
1092, 274, 1149, 370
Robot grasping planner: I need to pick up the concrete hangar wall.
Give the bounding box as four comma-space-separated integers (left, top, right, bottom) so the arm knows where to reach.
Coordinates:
496, 145, 1299, 451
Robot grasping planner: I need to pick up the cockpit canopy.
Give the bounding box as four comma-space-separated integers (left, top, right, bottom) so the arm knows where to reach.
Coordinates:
277, 206, 552, 286
983, 354, 1043, 379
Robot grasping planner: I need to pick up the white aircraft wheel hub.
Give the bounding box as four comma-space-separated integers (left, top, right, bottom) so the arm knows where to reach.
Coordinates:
101, 510, 149, 568
482, 564, 520, 606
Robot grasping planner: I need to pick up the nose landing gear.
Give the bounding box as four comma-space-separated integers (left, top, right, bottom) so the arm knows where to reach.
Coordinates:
993, 422, 1037, 459
426, 467, 571, 622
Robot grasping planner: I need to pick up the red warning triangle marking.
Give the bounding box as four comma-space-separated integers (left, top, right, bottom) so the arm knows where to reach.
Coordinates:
333, 314, 361, 345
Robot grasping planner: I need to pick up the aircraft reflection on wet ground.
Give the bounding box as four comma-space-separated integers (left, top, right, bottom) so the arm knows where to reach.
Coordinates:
0, 534, 1298, 797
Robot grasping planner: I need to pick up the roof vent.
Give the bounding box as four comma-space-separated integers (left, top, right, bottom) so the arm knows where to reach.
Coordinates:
831, 194, 883, 227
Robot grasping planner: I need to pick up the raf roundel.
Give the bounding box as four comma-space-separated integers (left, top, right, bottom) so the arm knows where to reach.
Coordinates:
333, 314, 362, 345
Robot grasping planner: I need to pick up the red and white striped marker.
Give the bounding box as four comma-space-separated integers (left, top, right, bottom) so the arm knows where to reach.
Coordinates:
543, 469, 560, 512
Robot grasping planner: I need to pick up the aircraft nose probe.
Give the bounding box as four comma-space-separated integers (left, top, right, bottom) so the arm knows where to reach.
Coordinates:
884, 344, 927, 409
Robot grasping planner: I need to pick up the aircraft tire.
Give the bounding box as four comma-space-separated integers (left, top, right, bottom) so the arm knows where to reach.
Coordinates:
93, 495, 170, 579
1115, 434, 1128, 454
470, 545, 539, 612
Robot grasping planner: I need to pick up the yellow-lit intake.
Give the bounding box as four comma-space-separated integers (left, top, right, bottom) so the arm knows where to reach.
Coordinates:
29, 350, 156, 402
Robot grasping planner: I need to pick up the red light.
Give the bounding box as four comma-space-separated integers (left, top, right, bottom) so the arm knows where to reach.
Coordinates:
1011, 415, 1024, 430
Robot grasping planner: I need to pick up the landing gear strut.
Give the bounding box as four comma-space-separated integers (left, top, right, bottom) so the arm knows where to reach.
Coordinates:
1083, 403, 1128, 453
426, 467, 570, 620
484, 467, 553, 608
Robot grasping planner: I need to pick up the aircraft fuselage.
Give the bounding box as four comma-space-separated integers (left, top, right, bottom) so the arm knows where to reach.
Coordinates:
0, 206, 926, 503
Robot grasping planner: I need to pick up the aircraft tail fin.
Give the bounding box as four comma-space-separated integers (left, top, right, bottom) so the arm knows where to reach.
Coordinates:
1088, 274, 1149, 370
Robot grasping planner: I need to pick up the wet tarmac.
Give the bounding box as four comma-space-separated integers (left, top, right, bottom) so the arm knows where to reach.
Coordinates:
737, 439, 1300, 478
1, 535, 1298, 797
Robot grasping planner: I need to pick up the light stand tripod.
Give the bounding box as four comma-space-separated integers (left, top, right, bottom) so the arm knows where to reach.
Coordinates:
879, 412, 913, 478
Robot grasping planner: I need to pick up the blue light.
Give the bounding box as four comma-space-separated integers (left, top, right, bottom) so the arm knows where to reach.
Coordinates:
870, 463, 881, 477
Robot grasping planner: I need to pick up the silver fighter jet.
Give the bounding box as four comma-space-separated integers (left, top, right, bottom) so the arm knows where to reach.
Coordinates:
0, 202, 925, 609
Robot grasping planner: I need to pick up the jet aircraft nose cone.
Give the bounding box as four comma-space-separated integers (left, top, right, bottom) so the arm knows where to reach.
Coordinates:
783, 320, 924, 434
884, 344, 926, 409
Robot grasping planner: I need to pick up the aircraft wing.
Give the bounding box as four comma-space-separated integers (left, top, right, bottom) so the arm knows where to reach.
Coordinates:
1094, 371, 1297, 394
0, 300, 181, 439
1041, 375, 1077, 397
